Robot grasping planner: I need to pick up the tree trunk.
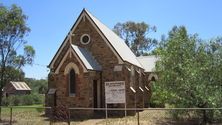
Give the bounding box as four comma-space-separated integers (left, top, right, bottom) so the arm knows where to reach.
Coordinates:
0, 90, 2, 121
198, 102, 208, 125
202, 109, 207, 125
0, 64, 5, 121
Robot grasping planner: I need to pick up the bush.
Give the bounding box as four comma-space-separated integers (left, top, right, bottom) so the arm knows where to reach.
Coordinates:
2, 93, 44, 106
7, 95, 21, 106
31, 93, 44, 104
21, 95, 34, 105
149, 81, 166, 108
2, 96, 9, 106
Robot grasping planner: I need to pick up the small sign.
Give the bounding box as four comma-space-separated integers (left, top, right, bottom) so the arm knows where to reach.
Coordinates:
105, 81, 125, 104
48, 88, 57, 94
113, 65, 122, 71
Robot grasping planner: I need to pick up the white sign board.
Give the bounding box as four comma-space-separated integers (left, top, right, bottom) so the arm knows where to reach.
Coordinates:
105, 81, 126, 104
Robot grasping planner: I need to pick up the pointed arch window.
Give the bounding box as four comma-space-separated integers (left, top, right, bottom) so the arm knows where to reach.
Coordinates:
69, 69, 76, 95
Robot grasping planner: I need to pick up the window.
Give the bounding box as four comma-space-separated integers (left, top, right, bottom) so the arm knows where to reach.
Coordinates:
80, 34, 90, 45
69, 69, 76, 95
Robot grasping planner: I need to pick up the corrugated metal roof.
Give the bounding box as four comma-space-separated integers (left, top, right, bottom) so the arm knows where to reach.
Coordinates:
71, 45, 102, 71
85, 9, 143, 68
137, 56, 159, 72
10, 81, 31, 91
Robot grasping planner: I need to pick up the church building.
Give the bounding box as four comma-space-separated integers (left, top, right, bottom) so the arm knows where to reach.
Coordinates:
46, 9, 158, 117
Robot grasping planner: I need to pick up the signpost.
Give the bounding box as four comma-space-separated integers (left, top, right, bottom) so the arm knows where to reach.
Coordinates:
105, 81, 126, 121
105, 81, 126, 104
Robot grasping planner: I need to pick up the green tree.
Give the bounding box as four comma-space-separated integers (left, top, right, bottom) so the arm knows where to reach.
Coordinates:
113, 21, 157, 56
4, 66, 25, 82
155, 26, 222, 123
25, 78, 48, 94
0, 4, 35, 119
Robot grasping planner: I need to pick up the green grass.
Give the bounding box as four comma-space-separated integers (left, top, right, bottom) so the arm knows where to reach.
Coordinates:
14, 104, 44, 107
1, 104, 44, 113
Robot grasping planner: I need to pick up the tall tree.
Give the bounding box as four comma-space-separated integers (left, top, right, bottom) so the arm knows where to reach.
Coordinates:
113, 21, 157, 56
155, 26, 222, 123
4, 66, 25, 82
0, 4, 35, 119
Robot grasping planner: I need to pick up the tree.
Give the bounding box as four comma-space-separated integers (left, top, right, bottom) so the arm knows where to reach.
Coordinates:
155, 26, 222, 123
3, 66, 25, 82
25, 78, 48, 94
113, 21, 157, 56
0, 4, 35, 119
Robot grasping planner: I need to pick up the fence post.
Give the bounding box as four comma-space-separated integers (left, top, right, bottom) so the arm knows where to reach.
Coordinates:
68, 108, 70, 125
49, 107, 52, 125
137, 111, 140, 125
10, 107, 12, 125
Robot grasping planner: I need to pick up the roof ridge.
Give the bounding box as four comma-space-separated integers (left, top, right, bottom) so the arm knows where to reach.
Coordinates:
84, 9, 143, 68
49, 9, 143, 69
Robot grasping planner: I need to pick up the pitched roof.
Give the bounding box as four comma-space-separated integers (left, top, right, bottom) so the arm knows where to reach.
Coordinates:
10, 81, 31, 91
71, 45, 102, 71
49, 9, 143, 69
84, 9, 142, 68
137, 56, 159, 72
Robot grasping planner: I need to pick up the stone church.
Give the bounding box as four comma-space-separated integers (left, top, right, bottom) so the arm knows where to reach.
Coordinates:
46, 9, 158, 117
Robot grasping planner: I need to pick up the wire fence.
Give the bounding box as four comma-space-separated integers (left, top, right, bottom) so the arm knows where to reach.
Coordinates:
0, 106, 221, 125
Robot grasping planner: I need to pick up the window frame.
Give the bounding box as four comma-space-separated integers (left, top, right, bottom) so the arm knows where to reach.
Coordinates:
80, 34, 91, 45
69, 68, 76, 96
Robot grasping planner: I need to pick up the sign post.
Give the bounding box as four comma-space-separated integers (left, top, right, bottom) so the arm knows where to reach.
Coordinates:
105, 81, 126, 121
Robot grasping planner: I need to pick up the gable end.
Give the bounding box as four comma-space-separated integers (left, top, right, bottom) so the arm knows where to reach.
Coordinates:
48, 9, 124, 70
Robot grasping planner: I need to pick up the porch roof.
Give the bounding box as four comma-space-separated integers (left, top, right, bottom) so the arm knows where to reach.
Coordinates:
71, 44, 102, 71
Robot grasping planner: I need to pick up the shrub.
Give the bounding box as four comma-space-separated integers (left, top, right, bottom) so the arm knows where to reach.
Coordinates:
21, 95, 34, 105
8, 95, 21, 106
2, 93, 44, 106
2, 96, 9, 106
31, 93, 43, 104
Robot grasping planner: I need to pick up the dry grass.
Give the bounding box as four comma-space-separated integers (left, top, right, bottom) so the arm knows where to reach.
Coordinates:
0, 106, 82, 125
1, 108, 221, 125
95, 110, 167, 125
96, 110, 202, 125
1, 106, 49, 125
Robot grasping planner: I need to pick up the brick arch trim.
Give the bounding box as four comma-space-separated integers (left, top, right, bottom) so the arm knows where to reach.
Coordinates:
64, 62, 80, 75
148, 73, 158, 81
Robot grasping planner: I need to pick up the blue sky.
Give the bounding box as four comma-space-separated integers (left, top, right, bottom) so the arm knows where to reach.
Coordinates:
1, 0, 222, 79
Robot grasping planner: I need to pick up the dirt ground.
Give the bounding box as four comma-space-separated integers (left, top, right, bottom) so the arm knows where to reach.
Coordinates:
73, 110, 221, 125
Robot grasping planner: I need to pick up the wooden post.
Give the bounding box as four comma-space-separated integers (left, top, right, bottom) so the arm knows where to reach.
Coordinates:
137, 111, 140, 125
49, 107, 53, 125
68, 108, 70, 125
105, 103, 108, 125
10, 107, 12, 125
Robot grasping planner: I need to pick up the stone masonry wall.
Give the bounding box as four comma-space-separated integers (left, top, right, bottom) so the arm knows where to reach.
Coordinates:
72, 17, 120, 108
47, 16, 152, 117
